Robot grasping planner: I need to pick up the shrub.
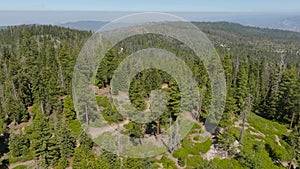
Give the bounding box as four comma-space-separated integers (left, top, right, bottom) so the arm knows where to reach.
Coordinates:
57, 157, 69, 169
195, 139, 212, 153
12, 165, 27, 169
159, 155, 177, 169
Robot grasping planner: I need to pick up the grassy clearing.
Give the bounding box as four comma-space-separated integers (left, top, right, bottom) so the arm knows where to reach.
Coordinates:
230, 112, 291, 169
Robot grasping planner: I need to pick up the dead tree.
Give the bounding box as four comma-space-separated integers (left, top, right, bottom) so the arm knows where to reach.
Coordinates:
239, 94, 253, 142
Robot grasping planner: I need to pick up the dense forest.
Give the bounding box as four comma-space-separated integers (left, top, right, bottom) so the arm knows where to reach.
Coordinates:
0, 22, 300, 168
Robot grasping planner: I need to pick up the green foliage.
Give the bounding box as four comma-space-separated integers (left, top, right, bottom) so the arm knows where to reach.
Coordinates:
290, 126, 300, 165
56, 157, 70, 169
186, 155, 203, 168
158, 155, 177, 169
0, 118, 6, 135
9, 134, 29, 157
218, 127, 237, 151
56, 122, 75, 158
8, 150, 34, 164
1, 22, 300, 168
72, 146, 104, 169
12, 165, 27, 169
32, 105, 59, 167
122, 157, 154, 169
173, 148, 189, 166
96, 96, 123, 124
234, 64, 249, 112
212, 158, 244, 169
194, 139, 213, 154
123, 121, 145, 138
63, 95, 76, 122
79, 130, 94, 149
277, 67, 300, 125
67, 120, 82, 137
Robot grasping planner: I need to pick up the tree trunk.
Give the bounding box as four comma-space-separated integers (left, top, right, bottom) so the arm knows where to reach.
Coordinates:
239, 94, 253, 142
233, 57, 240, 88
40, 101, 45, 115
296, 114, 300, 126
290, 112, 295, 130
156, 120, 160, 134
288, 157, 293, 169
57, 59, 66, 90
85, 103, 89, 125
239, 112, 246, 142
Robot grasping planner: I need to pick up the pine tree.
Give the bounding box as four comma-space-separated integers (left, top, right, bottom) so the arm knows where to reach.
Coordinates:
129, 79, 147, 111
222, 53, 234, 89
262, 65, 282, 119
9, 133, 29, 157
79, 130, 93, 149
56, 122, 75, 158
72, 146, 104, 169
235, 64, 249, 113
5, 94, 28, 124
289, 126, 300, 169
0, 118, 6, 135
278, 67, 300, 128
57, 157, 70, 169
166, 80, 181, 119
63, 95, 76, 122
58, 45, 74, 93
32, 105, 59, 167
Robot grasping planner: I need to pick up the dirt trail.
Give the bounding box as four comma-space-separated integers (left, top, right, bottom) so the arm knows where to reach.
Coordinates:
275, 135, 282, 146
166, 152, 185, 169
88, 119, 130, 139
8, 160, 35, 169
93, 85, 110, 96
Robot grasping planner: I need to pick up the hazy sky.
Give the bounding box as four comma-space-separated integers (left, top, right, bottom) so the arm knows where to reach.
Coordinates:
1, 0, 300, 12
0, 1, 299, 26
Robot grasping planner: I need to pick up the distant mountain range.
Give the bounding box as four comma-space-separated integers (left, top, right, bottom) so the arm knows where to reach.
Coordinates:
278, 16, 300, 32
1, 11, 299, 33
0, 26, 7, 30
59, 14, 300, 33
59, 20, 108, 31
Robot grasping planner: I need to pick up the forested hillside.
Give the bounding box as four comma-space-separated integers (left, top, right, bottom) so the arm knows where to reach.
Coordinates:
0, 22, 300, 168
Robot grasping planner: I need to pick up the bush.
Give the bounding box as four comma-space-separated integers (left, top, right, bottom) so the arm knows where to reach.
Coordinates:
193, 135, 200, 141
212, 158, 244, 169
9, 134, 30, 157
195, 139, 212, 153
9, 151, 34, 164
265, 140, 291, 161
68, 120, 82, 137
186, 155, 203, 169
96, 96, 110, 108
173, 148, 188, 166
173, 148, 188, 159
159, 155, 177, 169
57, 157, 69, 169
12, 165, 27, 169
182, 139, 199, 155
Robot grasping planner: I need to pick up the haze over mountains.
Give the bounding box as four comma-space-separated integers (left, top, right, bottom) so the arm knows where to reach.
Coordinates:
1, 11, 300, 32
57, 12, 300, 32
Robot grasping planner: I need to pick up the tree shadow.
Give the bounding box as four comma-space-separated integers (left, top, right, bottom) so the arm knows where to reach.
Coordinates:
0, 133, 9, 157
0, 159, 9, 169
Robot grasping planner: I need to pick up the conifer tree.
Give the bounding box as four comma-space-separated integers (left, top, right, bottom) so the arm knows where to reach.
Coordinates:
63, 95, 76, 122
235, 64, 249, 113
278, 67, 300, 129
289, 126, 300, 169
32, 105, 59, 166
9, 133, 29, 157
56, 121, 75, 158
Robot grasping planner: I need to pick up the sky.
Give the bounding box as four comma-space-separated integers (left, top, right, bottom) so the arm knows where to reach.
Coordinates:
1, 0, 300, 12
0, 0, 300, 26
